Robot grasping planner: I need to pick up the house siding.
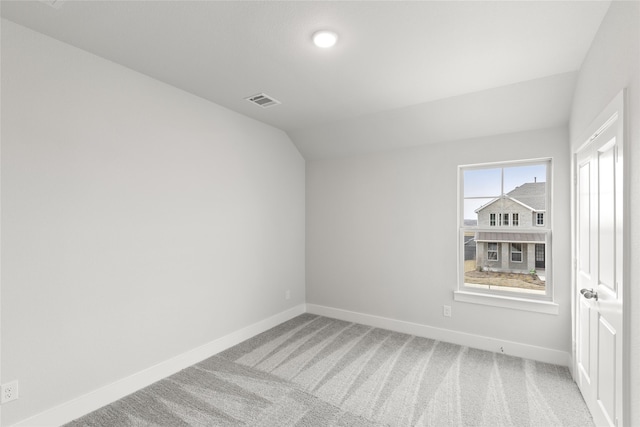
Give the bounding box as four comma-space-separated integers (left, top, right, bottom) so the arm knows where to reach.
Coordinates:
477, 197, 536, 228
474, 185, 545, 274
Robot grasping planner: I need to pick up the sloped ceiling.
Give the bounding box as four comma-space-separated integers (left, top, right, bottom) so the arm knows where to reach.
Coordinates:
1, 1, 610, 159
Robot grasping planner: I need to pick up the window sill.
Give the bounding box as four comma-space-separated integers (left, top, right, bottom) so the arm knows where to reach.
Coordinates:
453, 290, 559, 314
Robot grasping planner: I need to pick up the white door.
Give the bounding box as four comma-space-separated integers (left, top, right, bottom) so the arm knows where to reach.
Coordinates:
575, 108, 624, 426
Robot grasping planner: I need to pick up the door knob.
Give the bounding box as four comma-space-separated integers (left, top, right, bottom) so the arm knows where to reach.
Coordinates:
580, 288, 598, 301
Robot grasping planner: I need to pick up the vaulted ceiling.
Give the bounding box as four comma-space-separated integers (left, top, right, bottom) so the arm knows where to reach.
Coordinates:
1, 1, 611, 158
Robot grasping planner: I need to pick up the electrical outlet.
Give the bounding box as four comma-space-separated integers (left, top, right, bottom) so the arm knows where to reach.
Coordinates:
285, 290, 291, 300
443, 305, 452, 317
1, 381, 19, 403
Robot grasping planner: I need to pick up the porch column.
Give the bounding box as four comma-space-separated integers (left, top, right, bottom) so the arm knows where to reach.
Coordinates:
501, 242, 509, 270
476, 240, 484, 267
527, 244, 536, 272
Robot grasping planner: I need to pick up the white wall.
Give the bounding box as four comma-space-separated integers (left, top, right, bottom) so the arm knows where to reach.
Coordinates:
1, 20, 305, 426
307, 126, 571, 353
568, 2, 640, 424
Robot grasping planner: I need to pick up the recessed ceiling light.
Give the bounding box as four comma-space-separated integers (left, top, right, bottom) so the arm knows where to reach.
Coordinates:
312, 30, 338, 48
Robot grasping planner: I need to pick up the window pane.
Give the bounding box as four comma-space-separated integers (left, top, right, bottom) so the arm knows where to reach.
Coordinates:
511, 243, 522, 262
463, 231, 546, 295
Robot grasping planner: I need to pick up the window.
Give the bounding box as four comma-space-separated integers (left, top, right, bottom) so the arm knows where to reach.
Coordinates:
487, 242, 499, 261
458, 159, 555, 313
511, 243, 523, 262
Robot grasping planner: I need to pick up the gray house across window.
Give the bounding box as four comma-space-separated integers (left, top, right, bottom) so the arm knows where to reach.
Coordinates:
474, 182, 546, 274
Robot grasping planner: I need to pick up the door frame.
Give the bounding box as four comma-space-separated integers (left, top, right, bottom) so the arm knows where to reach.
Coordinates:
571, 90, 630, 426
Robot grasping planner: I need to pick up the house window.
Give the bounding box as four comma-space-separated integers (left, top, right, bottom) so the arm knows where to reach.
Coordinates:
487, 242, 498, 260
511, 243, 523, 262
458, 159, 553, 311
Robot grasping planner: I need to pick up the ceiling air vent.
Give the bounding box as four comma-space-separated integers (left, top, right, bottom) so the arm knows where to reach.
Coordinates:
245, 93, 281, 109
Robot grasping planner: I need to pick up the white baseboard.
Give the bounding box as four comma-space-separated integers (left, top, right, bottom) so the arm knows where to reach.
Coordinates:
13, 304, 306, 427
306, 303, 571, 367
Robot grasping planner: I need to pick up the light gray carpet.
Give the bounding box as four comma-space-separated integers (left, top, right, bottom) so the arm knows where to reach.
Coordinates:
66, 314, 593, 426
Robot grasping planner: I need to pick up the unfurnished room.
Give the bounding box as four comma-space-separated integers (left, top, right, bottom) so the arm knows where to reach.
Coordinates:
0, 1, 639, 426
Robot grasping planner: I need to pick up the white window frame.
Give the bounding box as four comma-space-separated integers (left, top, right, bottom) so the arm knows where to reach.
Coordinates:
487, 242, 499, 261
510, 243, 523, 262
512, 213, 519, 226
489, 213, 496, 226
536, 212, 545, 226
456, 158, 557, 314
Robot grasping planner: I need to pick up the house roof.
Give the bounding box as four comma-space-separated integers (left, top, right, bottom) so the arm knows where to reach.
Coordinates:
506, 182, 546, 211
475, 182, 546, 213
476, 232, 545, 243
